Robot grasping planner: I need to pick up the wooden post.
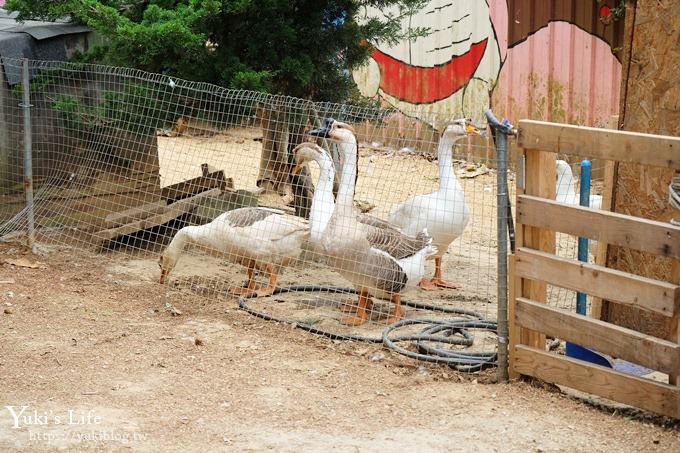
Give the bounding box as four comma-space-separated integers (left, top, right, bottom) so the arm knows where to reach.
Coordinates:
517, 148, 556, 351
591, 115, 619, 319
507, 254, 520, 379
670, 260, 680, 386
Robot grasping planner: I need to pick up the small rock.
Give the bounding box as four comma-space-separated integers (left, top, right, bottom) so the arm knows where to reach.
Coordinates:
369, 351, 385, 362
417, 365, 430, 376
4, 307, 15, 314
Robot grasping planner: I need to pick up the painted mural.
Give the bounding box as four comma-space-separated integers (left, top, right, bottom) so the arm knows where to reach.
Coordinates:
353, 0, 625, 128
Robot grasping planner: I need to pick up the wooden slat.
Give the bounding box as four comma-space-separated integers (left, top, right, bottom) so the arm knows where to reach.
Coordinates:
514, 345, 680, 419
517, 120, 680, 169
161, 170, 233, 203
591, 158, 617, 319
515, 298, 679, 374
519, 149, 556, 350
515, 248, 678, 317
670, 261, 680, 386
508, 254, 520, 380
517, 195, 680, 259
104, 200, 168, 228
94, 188, 221, 244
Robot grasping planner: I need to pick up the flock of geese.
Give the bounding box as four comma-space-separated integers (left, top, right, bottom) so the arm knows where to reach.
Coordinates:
158, 118, 479, 326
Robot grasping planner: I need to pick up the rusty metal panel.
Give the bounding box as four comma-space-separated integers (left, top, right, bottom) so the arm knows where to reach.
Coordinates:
353, 0, 626, 128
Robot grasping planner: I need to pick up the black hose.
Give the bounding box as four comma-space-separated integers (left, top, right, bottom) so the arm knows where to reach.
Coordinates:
238, 285, 498, 370
383, 318, 498, 372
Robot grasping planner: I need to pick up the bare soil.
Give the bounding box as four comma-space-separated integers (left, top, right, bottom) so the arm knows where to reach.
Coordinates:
0, 242, 678, 452
1, 131, 677, 451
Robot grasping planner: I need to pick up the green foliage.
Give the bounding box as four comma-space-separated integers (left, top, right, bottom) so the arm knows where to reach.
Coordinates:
47, 79, 186, 139
5, 0, 429, 102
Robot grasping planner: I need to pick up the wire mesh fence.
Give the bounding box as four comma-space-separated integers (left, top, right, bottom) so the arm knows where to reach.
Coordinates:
548, 157, 609, 316
0, 58, 520, 372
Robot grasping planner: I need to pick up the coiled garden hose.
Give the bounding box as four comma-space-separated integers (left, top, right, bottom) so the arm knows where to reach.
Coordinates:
239, 285, 498, 370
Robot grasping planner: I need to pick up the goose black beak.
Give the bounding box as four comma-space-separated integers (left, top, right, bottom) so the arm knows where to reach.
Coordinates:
310, 117, 335, 138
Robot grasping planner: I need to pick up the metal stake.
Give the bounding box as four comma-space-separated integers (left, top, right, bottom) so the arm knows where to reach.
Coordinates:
486, 109, 516, 383
21, 58, 35, 253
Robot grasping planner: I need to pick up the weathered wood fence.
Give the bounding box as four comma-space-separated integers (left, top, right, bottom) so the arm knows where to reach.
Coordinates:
508, 120, 680, 419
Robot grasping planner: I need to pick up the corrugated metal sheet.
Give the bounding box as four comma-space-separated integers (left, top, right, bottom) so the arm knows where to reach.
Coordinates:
494, 0, 624, 126
353, 0, 625, 128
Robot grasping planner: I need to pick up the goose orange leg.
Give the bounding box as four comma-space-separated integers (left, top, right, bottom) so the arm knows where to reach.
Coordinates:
339, 297, 374, 313
380, 293, 404, 324
418, 256, 461, 290
340, 290, 369, 326
254, 263, 278, 297
230, 263, 258, 296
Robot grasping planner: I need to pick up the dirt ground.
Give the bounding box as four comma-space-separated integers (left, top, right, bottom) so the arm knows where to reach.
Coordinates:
1, 130, 677, 451
0, 242, 678, 452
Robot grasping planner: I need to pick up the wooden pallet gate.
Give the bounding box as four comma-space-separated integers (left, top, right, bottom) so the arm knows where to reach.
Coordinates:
508, 120, 680, 419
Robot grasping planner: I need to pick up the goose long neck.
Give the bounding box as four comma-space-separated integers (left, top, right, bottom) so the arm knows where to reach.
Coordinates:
335, 135, 358, 215
309, 156, 336, 241
438, 135, 463, 191
557, 169, 576, 197
164, 227, 194, 267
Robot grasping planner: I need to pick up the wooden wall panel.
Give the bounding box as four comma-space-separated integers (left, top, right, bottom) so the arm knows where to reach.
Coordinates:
607, 0, 680, 339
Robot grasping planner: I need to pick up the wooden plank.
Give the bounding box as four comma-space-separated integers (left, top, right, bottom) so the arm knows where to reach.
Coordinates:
161, 170, 233, 203
515, 248, 678, 317
591, 116, 619, 320
104, 200, 168, 228
508, 254, 520, 380
670, 261, 680, 386
591, 158, 617, 319
515, 298, 680, 375
94, 188, 221, 244
518, 149, 556, 350
517, 120, 680, 169
514, 345, 680, 419
517, 195, 680, 259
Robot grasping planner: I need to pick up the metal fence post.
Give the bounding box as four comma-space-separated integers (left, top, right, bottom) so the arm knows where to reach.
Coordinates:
486, 109, 516, 383
21, 58, 35, 252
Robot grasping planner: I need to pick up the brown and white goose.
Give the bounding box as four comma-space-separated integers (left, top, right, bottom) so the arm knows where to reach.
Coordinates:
307, 119, 436, 325
158, 207, 308, 297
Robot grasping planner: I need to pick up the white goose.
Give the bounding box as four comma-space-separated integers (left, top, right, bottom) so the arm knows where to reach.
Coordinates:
158, 207, 308, 297
308, 119, 436, 325
556, 159, 602, 256
556, 160, 602, 209
387, 119, 477, 290
292, 142, 430, 258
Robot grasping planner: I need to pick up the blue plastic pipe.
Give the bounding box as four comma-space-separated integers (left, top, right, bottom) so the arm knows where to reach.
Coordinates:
576, 160, 592, 315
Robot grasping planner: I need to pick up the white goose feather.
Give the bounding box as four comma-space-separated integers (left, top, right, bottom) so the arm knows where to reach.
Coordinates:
159, 207, 308, 296
387, 119, 473, 289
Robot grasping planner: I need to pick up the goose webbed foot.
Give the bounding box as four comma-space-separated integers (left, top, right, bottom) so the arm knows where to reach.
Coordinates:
419, 278, 461, 290
230, 264, 277, 298
338, 297, 374, 313
379, 293, 404, 324
339, 291, 370, 326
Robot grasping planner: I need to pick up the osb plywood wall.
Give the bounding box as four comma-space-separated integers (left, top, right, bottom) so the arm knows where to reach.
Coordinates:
605, 0, 680, 339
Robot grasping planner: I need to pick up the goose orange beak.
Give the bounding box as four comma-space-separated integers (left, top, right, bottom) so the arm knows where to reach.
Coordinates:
291, 164, 302, 175
466, 124, 480, 135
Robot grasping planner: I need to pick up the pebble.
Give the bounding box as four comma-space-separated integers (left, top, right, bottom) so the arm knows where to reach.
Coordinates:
4, 307, 15, 314
369, 351, 385, 362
